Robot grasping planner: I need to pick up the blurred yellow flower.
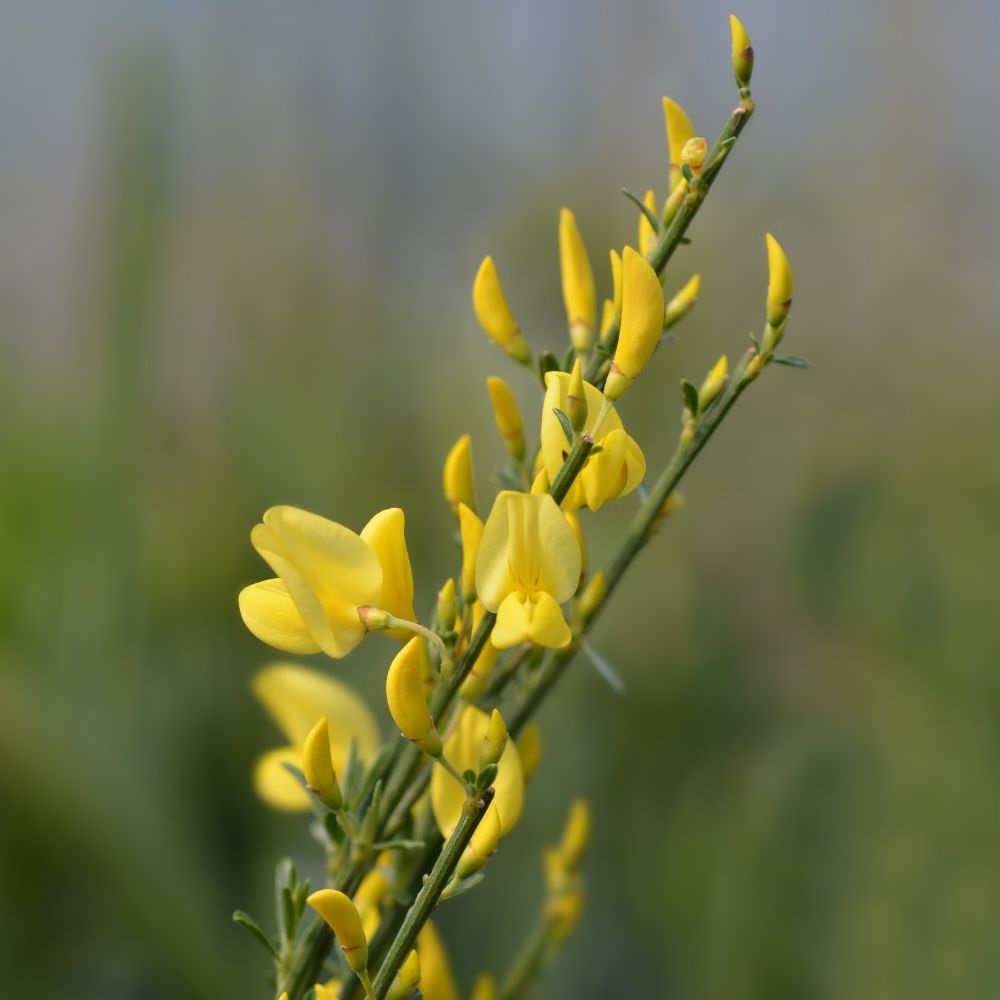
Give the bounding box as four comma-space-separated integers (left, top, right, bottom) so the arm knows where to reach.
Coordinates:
251, 663, 380, 812
417, 922, 459, 1000
476, 491, 581, 648
540, 373, 645, 512
239, 505, 414, 658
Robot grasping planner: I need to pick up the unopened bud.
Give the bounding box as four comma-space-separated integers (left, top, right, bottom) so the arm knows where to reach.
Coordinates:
517, 723, 543, 783
765, 233, 793, 329
730, 14, 754, 90
456, 804, 502, 880
566, 358, 588, 432
599, 298, 615, 338
664, 273, 700, 328
302, 718, 343, 811
680, 137, 708, 180
486, 376, 525, 461
559, 208, 597, 351
357, 605, 392, 632
698, 355, 729, 409
609, 249, 623, 315
479, 709, 509, 769
307, 890, 369, 973
458, 503, 484, 606
662, 96, 695, 192
473, 257, 531, 363
436, 578, 457, 633
559, 799, 591, 870
443, 434, 476, 514
386, 950, 421, 1000
471, 975, 497, 1000
638, 188, 657, 256
386, 638, 443, 757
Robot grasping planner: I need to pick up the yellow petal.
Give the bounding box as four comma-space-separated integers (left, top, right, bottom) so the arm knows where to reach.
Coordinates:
582, 427, 628, 512
361, 508, 416, 635
472, 257, 530, 363
431, 706, 524, 837
307, 889, 368, 971
559, 208, 596, 348
526, 591, 573, 648
417, 922, 459, 1000
608, 247, 665, 393
442, 434, 476, 514
238, 579, 320, 655
386, 637, 437, 745
664, 273, 700, 327
252, 663, 381, 763
302, 717, 342, 810
457, 503, 484, 604
662, 96, 695, 190
492, 592, 533, 649
621, 434, 647, 496
485, 376, 525, 461
254, 746, 310, 812
765, 232, 793, 325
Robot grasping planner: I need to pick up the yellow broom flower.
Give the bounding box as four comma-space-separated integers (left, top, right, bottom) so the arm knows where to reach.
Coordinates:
559, 208, 597, 350
473, 257, 531, 363
443, 434, 476, 514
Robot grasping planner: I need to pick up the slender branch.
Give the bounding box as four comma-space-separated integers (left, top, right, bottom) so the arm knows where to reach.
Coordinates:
370, 789, 495, 998
497, 917, 554, 1000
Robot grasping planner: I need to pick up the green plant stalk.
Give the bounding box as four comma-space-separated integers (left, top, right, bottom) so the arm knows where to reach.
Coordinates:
497, 916, 554, 1000
584, 100, 755, 385
370, 789, 496, 998
509, 347, 759, 736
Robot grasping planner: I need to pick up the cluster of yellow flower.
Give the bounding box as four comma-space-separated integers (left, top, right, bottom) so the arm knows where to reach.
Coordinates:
235, 16, 796, 1000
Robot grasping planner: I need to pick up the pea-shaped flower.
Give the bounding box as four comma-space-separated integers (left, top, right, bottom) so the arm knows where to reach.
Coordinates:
476, 491, 582, 649
540, 373, 645, 512
239, 505, 415, 658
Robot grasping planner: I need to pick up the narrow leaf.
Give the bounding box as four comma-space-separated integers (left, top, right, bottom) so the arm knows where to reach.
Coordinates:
233, 911, 280, 959
680, 379, 699, 416
582, 641, 625, 695
621, 187, 660, 234
772, 354, 811, 368
552, 408, 574, 445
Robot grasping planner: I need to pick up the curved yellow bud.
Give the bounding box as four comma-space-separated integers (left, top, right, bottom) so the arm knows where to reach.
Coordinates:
387, 949, 421, 1000
638, 188, 657, 257
599, 298, 615, 339
417, 922, 459, 1000
456, 803, 503, 880
431, 705, 524, 837
485, 376, 525, 461
436, 577, 457, 632
605, 247, 665, 400
480, 708, 509, 768
307, 889, 369, 973
443, 434, 476, 514
471, 975, 497, 1000
473, 256, 530, 363
730, 13, 754, 89
698, 355, 729, 409
386, 637, 441, 756
765, 232, 793, 327
559, 208, 597, 350
517, 722, 543, 783
609, 249, 623, 314
665, 274, 700, 328
663, 96, 695, 191
457, 502, 484, 605
302, 717, 343, 810
560, 799, 591, 868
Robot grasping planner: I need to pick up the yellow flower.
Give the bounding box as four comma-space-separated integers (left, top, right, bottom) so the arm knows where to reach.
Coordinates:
387, 949, 421, 1000
540, 373, 645, 512
386, 637, 442, 756
417, 922, 459, 1000
472, 256, 530, 363
307, 889, 369, 973
239, 505, 414, 658
302, 717, 343, 810
476, 491, 582, 648
662, 96, 695, 192
485, 376, 525, 461
251, 663, 380, 812
431, 705, 524, 837
664, 273, 700, 328
443, 434, 476, 514
604, 246, 665, 401
559, 208, 597, 350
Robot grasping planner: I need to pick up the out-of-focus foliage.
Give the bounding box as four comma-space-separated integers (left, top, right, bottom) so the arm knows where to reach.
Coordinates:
1, 1, 999, 997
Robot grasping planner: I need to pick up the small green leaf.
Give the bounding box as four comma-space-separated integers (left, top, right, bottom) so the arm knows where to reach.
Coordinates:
552, 408, 574, 445
749, 330, 761, 351
494, 466, 523, 490
589, 444, 604, 456
681, 163, 694, 184
442, 872, 485, 901
371, 838, 426, 852
680, 379, 699, 415
592, 341, 611, 358
462, 768, 477, 785
561, 345, 577, 371
582, 641, 625, 695
621, 188, 659, 234
233, 911, 280, 959
281, 886, 297, 944
677, 236, 692, 245
476, 763, 499, 792
538, 351, 560, 380
772, 354, 811, 368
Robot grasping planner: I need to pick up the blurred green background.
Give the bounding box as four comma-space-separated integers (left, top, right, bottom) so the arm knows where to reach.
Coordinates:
2, 1, 999, 997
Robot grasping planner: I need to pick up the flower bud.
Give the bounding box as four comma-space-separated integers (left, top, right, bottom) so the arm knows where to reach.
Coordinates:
302, 717, 343, 811
473, 256, 531, 363
443, 434, 476, 514
559, 799, 591, 869
386, 950, 421, 1000
680, 137, 708, 179
479, 708, 509, 769
458, 503, 484, 605
559, 208, 597, 351
609, 249, 623, 315
698, 355, 729, 409
662, 96, 695, 192
307, 889, 369, 973
471, 975, 497, 1000
486, 376, 525, 461
357, 605, 392, 632
455, 803, 502, 879
765, 232, 793, 328
386, 637, 443, 757
517, 722, 543, 782
664, 274, 700, 328
599, 298, 615, 339
566, 358, 588, 433
604, 247, 665, 401
730, 14, 754, 89
436, 578, 457, 632
637, 188, 657, 256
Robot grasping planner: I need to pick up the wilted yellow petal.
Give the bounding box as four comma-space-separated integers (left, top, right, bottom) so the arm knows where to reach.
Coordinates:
443, 434, 476, 514
431, 706, 524, 837
360, 508, 416, 634
559, 208, 596, 350
238, 579, 320, 655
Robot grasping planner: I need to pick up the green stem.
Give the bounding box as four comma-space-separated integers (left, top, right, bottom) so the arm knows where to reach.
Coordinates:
497, 917, 553, 1000
584, 100, 754, 384
370, 789, 496, 998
